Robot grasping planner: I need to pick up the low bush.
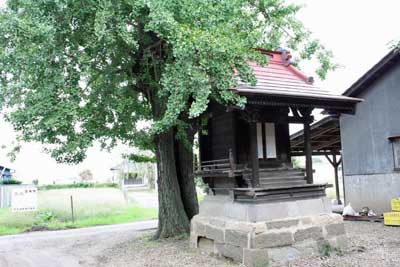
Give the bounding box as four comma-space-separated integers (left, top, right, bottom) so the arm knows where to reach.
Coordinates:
39, 182, 118, 190
0, 179, 22, 185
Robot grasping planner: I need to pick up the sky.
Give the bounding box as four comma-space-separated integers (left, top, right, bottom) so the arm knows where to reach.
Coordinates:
0, 0, 399, 183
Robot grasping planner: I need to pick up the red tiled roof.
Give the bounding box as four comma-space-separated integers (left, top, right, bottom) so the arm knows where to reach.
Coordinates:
235, 49, 361, 103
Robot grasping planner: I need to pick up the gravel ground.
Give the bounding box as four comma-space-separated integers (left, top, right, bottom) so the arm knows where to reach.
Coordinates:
288, 221, 400, 267
98, 221, 400, 267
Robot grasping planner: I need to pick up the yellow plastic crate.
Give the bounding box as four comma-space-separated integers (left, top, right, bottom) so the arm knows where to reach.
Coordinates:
384, 212, 400, 226
391, 198, 400, 211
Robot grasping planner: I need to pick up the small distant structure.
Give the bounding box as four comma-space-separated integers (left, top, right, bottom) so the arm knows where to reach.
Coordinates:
0, 165, 37, 210
111, 160, 156, 190
0, 165, 15, 182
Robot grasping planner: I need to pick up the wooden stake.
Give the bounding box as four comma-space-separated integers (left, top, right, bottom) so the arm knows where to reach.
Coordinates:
70, 195, 75, 224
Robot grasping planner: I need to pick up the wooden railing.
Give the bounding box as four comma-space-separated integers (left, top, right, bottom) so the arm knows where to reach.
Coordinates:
195, 149, 243, 178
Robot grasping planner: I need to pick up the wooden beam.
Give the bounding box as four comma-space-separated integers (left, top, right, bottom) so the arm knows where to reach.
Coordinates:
249, 121, 260, 187
287, 115, 314, 124
313, 138, 340, 151
291, 151, 341, 156
291, 125, 338, 147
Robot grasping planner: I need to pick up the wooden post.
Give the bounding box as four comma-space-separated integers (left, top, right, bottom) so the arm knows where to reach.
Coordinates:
325, 154, 342, 205
303, 112, 313, 184
70, 195, 75, 224
333, 154, 342, 205
249, 122, 260, 187
228, 148, 235, 178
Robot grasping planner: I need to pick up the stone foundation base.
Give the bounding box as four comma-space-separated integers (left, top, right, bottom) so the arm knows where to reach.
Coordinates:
190, 198, 347, 266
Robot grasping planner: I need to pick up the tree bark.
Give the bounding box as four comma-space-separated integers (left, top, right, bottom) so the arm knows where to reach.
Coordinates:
154, 129, 190, 238
175, 129, 199, 220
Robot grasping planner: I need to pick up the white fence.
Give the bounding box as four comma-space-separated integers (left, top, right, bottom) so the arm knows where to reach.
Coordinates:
0, 185, 37, 208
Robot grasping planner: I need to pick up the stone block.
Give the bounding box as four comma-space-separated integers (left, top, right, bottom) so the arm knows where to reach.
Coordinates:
205, 224, 224, 242
289, 198, 327, 217
225, 229, 250, 248
268, 246, 300, 263
248, 202, 290, 222
199, 195, 334, 222
253, 231, 294, 248
209, 217, 226, 228
300, 217, 312, 225
243, 248, 269, 267
225, 220, 254, 233
253, 222, 268, 234
293, 240, 319, 257
312, 213, 343, 226
215, 243, 243, 262
191, 221, 206, 237
189, 234, 198, 248
294, 226, 323, 242
324, 223, 346, 238
198, 237, 215, 254
266, 219, 299, 230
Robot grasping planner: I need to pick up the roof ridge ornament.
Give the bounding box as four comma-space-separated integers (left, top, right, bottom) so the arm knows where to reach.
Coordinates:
277, 48, 293, 66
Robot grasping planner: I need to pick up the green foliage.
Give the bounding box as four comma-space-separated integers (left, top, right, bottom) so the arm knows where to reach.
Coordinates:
0, 179, 22, 185
0, 188, 158, 235
39, 182, 118, 190
124, 153, 156, 163
319, 242, 344, 257
32, 179, 39, 186
195, 177, 208, 191
0, 0, 335, 163
124, 172, 138, 179
291, 157, 303, 168
36, 211, 55, 223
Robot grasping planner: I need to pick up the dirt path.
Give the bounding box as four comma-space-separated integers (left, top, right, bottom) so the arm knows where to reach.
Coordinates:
0, 220, 157, 267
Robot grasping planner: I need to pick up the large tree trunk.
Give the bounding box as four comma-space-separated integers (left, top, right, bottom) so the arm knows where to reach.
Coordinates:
154, 129, 190, 238
175, 129, 199, 220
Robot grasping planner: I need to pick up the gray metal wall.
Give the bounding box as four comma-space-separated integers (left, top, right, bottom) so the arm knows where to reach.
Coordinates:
341, 63, 400, 175
340, 62, 400, 212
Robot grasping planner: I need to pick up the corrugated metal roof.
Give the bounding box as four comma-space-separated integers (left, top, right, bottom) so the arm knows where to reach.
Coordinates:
343, 49, 400, 97
290, 116, 341, 156
235, 50, 361, 104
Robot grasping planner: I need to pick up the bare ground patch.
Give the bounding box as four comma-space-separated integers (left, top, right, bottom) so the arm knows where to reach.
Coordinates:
97, 232, 243, 267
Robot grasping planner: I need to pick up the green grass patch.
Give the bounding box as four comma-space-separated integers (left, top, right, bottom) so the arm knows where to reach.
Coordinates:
0, 188, 158, 235
39, 182, 119, 190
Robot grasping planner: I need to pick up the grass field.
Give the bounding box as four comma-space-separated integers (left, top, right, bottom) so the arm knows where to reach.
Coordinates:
0, 188, 158, 235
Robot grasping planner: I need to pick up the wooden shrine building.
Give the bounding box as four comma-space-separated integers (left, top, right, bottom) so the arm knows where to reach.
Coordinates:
195, 49, 361, 202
